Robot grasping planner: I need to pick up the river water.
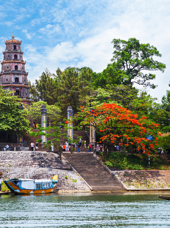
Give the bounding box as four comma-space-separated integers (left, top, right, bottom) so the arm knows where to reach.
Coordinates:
0, 193, 170, 228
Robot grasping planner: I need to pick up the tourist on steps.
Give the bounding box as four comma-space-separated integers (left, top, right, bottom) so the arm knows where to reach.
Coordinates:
78, 142, 81, 152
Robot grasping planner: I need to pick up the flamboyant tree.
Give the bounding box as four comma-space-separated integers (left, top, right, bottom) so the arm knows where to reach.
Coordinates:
76, 103, 160, 156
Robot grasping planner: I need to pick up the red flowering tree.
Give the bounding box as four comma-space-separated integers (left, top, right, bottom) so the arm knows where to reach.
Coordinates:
75, 103, 160, 156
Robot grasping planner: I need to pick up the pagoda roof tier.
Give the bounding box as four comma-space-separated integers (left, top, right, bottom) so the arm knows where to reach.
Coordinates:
3, 51, 24, 54
0, 71, 28, 76
1, 60, 26, 64
5, 39, 22, 44
1, 83, 30, 88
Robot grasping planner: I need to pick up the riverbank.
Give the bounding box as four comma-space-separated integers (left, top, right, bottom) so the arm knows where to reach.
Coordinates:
1, 151, 170, 193
114, 170, 170, 190
0, 151, 91, 193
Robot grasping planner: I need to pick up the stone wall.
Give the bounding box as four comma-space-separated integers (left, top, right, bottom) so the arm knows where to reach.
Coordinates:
114, 170, 170, 190
0, 151, 90, 193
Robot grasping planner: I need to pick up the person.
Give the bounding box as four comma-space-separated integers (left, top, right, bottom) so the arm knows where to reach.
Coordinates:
4, 144, 10, 151
30, 142, 34, 151
63, 144, 66, 151
65, 141, 69, 152
35, 142, 38, 151
84, 141, 86, 148
88, 144, 91, 152
100, 145, 103, 152
78, 142, 81, 152
74, 143, 77, 152
96, 143, 100, 152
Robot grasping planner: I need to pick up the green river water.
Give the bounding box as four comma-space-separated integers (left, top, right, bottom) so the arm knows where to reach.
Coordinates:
0, 193, 169, 228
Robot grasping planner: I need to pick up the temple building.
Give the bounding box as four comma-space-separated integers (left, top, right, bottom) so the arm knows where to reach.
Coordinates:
0, 34, 31, 104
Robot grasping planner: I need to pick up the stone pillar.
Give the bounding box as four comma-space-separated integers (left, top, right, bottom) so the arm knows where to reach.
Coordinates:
89, 109, 96, 149
41, 105, 47, 144
67, 106, 73, 141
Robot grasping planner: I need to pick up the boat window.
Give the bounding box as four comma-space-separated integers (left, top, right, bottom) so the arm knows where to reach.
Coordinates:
36, 183, 41, 189
43, 183, 51, 188
13, 180, 19, 186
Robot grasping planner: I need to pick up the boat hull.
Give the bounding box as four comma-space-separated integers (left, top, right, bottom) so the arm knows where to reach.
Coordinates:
159, 195, 170, 200
4, 180, 57, 195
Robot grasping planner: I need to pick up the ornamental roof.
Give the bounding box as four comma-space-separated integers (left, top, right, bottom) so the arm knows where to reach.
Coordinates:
5, 33, 22, 44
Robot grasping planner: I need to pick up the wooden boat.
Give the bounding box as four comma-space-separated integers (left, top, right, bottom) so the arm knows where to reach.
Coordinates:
159, 195, 170, 200
4, 175, 58, 195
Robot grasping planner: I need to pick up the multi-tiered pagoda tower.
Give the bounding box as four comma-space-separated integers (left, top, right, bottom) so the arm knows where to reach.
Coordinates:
0, 34, 31, 104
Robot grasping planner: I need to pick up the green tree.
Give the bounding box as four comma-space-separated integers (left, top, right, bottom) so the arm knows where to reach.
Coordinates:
0, 87, 29, 138
92, 63, 128, 89
56, 67, 92, 115
29, 69, 59, 105
111, 38, 166, 88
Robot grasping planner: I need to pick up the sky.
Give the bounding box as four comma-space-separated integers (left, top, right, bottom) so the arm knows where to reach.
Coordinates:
0, 0, 169, 102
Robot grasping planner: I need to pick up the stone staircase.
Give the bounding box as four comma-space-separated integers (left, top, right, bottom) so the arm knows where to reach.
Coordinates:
63, 152, 125, 192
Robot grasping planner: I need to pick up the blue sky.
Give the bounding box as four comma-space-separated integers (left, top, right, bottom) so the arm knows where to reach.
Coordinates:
0, 0, 170, 102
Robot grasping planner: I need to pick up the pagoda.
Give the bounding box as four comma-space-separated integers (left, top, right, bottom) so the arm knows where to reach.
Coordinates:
0, 34, 31, 104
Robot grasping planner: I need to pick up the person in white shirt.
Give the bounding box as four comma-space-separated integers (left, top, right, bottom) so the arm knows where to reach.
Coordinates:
30, 142, 34, 151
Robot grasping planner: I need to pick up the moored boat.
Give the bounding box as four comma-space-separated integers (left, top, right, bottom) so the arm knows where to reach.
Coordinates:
159, 195, 170, 200
4, 175, 58, 195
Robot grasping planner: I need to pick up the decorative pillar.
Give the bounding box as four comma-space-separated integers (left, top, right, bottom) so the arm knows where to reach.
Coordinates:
41, 105, 47, 144
89, 108, 96, 148
67, 106, 73, 141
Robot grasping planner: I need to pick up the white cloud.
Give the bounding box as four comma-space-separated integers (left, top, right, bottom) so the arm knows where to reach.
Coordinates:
0, 0, 168, 101
39, 24, 61, 35
22, 30, 33, 40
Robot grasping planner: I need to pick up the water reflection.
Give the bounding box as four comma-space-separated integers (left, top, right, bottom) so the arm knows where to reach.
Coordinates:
0, 193, 169, 227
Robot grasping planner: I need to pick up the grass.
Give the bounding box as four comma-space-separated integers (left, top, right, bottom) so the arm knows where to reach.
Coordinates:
1, 181, 10, 192
100, 152, 170, 170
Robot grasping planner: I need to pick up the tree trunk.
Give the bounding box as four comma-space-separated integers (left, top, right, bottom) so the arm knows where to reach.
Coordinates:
103, 144, 108, 157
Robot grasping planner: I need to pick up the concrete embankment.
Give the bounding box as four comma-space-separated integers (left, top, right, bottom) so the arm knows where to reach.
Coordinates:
0, 151, 91, 193
114, 170, 170, 191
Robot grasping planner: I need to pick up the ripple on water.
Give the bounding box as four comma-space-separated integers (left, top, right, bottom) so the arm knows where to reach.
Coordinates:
0, 194, 170, 228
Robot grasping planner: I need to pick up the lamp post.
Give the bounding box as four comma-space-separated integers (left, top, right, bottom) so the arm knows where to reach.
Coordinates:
67, 106, 73, 141
41, 105, 47, 144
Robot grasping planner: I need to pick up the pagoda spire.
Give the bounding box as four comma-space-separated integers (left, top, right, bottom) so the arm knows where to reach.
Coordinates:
12, 32, 14, 39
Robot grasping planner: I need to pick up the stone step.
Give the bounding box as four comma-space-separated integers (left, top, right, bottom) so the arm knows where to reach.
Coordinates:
63, 152, 124, 192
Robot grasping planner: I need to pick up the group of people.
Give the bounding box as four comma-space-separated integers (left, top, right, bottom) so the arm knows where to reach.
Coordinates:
30, 142, 38, 151
61, 140, 82, 152
96, 143, 103, 152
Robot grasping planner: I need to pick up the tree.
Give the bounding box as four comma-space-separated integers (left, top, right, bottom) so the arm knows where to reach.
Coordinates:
111, 38, 166, 88
0, 87, 29, 138
76, 103, 159, 156
159, 87, 170, 132
29, 69, 59, 105
56, 67, 92, 115
91, 63, 128, 89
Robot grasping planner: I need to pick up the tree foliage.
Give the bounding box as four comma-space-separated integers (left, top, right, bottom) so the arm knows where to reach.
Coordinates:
0, 87, 29, 136
111, 38, 166, 88
76, 103, 160, 156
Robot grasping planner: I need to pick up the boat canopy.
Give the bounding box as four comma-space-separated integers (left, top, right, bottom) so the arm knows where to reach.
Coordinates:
21, 180, 34, 189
